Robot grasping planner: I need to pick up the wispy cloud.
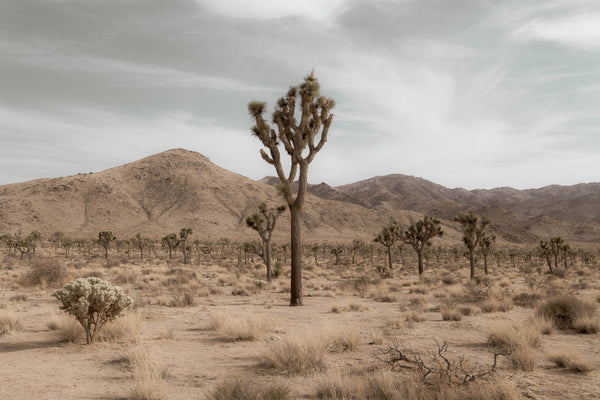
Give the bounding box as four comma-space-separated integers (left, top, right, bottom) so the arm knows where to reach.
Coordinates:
513, 13, 600, 51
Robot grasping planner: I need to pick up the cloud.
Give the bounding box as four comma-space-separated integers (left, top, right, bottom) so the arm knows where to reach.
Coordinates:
513, 13, 600, 51
196, 0, 346, 21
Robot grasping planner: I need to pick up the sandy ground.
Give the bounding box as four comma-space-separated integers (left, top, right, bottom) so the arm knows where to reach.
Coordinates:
1, 253, 600, 399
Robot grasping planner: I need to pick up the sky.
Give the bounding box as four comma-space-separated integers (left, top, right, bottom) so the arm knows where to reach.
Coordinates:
1, 0, 599, 190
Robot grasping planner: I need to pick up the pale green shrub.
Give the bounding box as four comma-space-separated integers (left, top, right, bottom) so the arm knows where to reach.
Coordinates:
53, 277, 134, 344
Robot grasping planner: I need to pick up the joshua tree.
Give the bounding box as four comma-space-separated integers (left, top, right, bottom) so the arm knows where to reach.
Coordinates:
374, 221, 401, 272
350, 239, 364, 265
161, 234, 178, 260
549, 236, 565, 271
14, 236, 33, 259
246, 203, 286, 282
248, 71, 335, 306
27, 231, 41, 255
179, 228, 192, 265
538, 240, 553, 274
402, 216, 443, 276
61, 238, 73, 260
331, 245, 343, 266
97, 231, 116, 260
132, 233, 147, 260
311, 244, 320, 266
479, 234, 495, 274
49, 231, 64, 252
454, 211, 490, 280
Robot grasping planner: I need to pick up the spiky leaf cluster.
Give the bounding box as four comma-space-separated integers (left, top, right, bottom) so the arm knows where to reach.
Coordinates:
248, 71, 335, 206
374, 221, 402, 247
53, 277, 133, 344
454, 211, 490, 251
402, 216, 443, 252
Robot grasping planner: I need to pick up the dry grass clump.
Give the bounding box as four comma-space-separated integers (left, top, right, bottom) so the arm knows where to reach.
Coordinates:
529, 315, 554, 335
22, 257, 67, 287
98, 310, 143, 343
127, 346, 167, 400
440, 305, 462, 321
513, 292, 542, 308
371, 287, 397, 303
480, 298, 513, 313
548, 350, 593, 373
403, 311, 426, 324
50, 316, 83, 343
572, 316, 600, 334
487, 320, 541, 371
260, 331, 327, 374
332, 302, 370, 313
315, 369, 520, 400
323, 327, 362, 352
214, 313, 270, 341
168, 292, 195, 307
0, 310, 24, 336
209, 375, 289, 400
537, 295, 597, 330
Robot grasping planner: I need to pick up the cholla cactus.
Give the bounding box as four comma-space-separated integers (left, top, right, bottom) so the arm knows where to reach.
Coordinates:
53, 277, 134, 344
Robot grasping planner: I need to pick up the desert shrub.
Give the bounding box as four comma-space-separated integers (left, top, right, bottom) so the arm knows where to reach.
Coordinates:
163, 268, 197, 285
127, 346, 167, 400
529, 315, 554, 335
10, 294, 27, 302
537, 295, 596, 330
553, 269, 568, 278
512, 292, 542, 308
324, 327, 362, 352
572, 316, 600, 334
168, 292, 195, 307
98, 310, 143, 343
371, 287, 397, 303
23, 257, 67, 287
440, 305, 462, 321
404, 311, 426, 324
480, 298, 512, 313
459, 306, 476, 316
231, 287, 249, 296
216, 314, 270, 341
0, 310, 24, 336
509, 347, 535, 372
272, 261, 283, 278
209, 376, 289, 400
488, 321, 541, 370
52, 316, 84, 343
53, 277, 134, 344
548, 351, 593, 373
260, 332, 327, 374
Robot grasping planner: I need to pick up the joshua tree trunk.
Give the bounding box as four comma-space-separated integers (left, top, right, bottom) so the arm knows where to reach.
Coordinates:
469, 250, 475, 280
484, 255, 488, 274
265, 241, 272, 282
417, 251, 424, 276
290, 205, 302, 306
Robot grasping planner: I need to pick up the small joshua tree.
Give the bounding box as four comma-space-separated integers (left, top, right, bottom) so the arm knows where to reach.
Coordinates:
179, 228, 192, 265
311, 244, 320, 266
331, 245, 343, 266
374, 221, 401, 272
53, 277, 133, 344
246, 202, 286, 282
350, 239, 364, 265
161, 233, 179, 260
549, 236, 565, 271
249, 71, 335, 306
454, 211, 490, 280
402, 216, 443, 276
479, 234, 495, 274
97, 231, 116, 260
132, 233, 148, 260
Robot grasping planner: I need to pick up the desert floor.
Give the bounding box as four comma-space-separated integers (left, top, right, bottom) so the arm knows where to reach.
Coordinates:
1, 248, 599, 399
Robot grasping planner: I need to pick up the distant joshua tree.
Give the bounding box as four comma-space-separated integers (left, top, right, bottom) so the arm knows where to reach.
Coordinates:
454, 211, 490, 280
350, 239, 364, 265
97, 231, 116, 260
549, 236, 566, 270
331, 245, 343, 266
374, 221, 401, 272
50, 231, 65, 252
246, 203, 286, 282
479, 234, 496, 274
132, 233, 148, 260
311, 244, 320, 266
179, 228, 192, 265
161, 234, 178, 260
248, 71, 335, 306
402, 216, 443, 276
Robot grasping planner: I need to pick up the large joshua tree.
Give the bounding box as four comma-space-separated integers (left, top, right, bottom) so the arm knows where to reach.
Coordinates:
402, 216, 443, 276
248, 71, 335, 306
246, 202, 286, 282
454, 211, 490, 280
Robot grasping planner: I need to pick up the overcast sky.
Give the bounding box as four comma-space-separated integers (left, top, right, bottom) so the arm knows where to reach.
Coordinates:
1, 0, 599, 189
